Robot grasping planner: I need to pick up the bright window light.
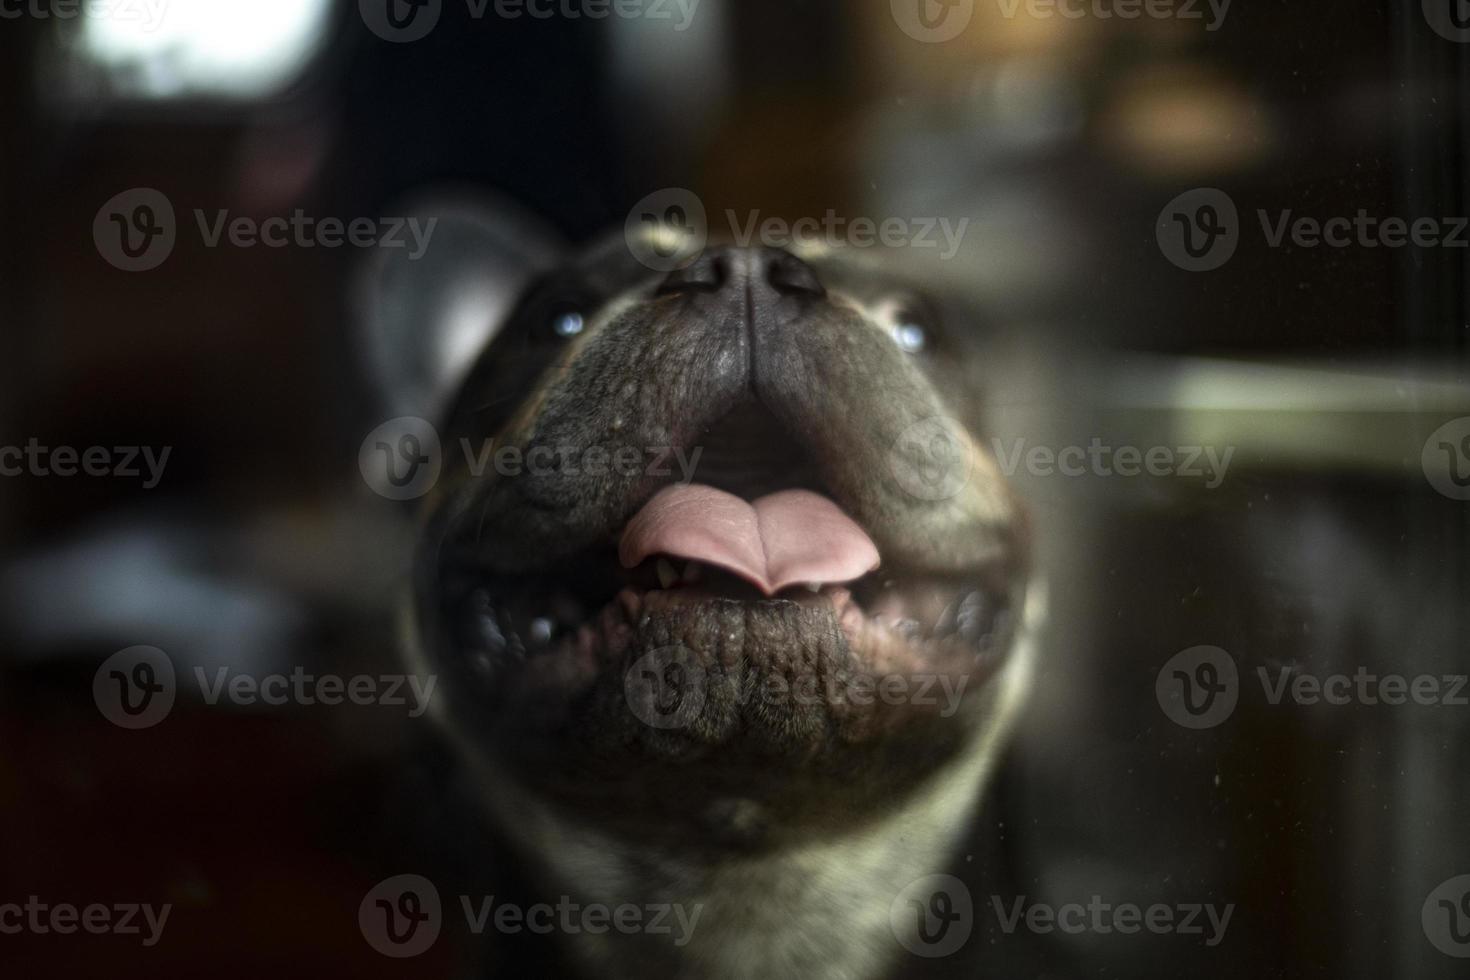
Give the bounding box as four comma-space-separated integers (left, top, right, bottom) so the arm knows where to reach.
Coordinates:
73, 0, 333, 99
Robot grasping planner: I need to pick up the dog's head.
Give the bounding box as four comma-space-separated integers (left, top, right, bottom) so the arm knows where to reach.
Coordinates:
394, 216, 1031, 847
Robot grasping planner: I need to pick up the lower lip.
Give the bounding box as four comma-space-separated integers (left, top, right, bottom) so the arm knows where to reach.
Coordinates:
445, 565, 1014, 688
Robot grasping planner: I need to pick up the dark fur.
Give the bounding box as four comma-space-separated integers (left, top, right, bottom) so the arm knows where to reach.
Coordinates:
406, 233, 1035, 978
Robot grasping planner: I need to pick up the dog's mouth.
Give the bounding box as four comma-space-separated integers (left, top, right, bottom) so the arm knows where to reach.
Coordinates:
429, 398, 1024, 763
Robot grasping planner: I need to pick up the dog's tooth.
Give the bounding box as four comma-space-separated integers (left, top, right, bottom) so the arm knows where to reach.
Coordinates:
470, 617, 507, 655
933, 596, 960, 639
803, 582, 822, 594
617, 588, 642, 621
838, 600, 867, 635
460, 590, 508, 656
681, 561, 702, 584
529, 617, 554, 647
955, 591, 990, 645
657, 558, 679, 590
490, 610, 525, 662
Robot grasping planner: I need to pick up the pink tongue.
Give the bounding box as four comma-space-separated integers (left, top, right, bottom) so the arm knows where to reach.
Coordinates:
618, 485, 880, 595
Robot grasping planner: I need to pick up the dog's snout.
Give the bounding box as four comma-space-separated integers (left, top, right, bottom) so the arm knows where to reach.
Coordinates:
659, 250, 729, 294
659, 247, 825, 300
765, 251, 825, 297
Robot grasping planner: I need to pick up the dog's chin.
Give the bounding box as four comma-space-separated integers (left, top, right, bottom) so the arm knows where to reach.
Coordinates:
427, 525, 1022, 836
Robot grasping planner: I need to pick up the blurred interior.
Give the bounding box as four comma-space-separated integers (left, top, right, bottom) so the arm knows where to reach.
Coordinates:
1, 1, 1468, 977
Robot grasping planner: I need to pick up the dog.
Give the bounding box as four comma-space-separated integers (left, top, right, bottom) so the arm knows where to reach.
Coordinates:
399, 221, 1040, 978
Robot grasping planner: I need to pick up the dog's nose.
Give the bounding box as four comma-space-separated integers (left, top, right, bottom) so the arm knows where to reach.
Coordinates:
765, 250, 825, 296
658, 247, 825, 299
659, 250, 729, 293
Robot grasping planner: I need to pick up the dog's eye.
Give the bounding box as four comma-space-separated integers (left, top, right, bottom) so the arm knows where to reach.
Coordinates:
551, 310, 585, 339
538, 293, 591, 343
890, 319, 928, 354
529, 279, 597, 345
884, 298, 944, 355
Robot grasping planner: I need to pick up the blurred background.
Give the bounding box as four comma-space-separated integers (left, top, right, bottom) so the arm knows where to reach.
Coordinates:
1, 0, 1467, 977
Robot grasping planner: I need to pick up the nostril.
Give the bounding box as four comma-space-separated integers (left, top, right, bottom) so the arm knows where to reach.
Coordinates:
710, 254, 730, 285
658, 252, 727, 295
766, 253, 825, 297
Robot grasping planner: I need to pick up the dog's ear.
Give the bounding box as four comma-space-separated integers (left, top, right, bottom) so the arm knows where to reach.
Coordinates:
354, 190, 563, 421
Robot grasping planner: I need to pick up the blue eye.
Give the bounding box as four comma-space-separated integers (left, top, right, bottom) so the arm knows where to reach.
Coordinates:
552, 311, 585, 338
893, 322, 927, 353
